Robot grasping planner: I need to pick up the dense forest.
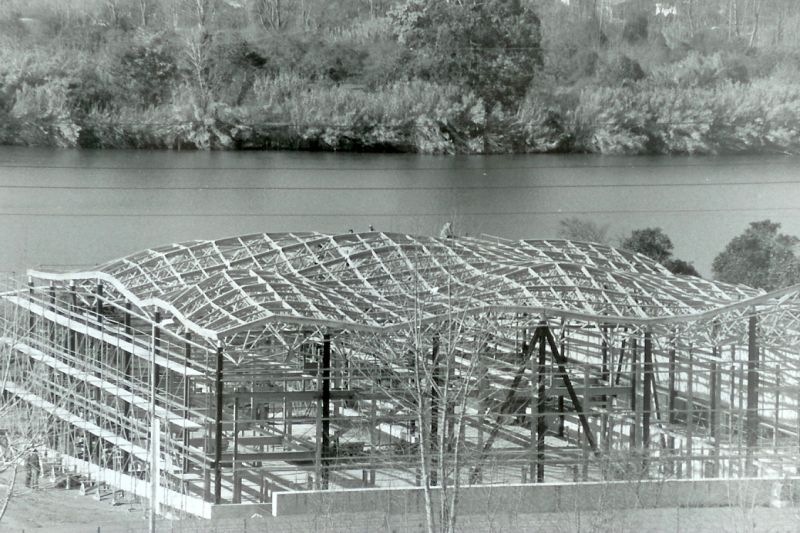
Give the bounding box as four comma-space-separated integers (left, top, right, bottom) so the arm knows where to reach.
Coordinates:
1, 0, 798, 154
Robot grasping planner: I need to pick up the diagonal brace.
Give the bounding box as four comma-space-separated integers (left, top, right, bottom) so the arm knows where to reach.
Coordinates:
469, 328, 541, 484
543, 328, 599, 455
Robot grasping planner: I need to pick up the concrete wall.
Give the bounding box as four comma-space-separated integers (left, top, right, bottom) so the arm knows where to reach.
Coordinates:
271, 477, 799, 517
211, 503, 272, 520
60, 455, 211, 519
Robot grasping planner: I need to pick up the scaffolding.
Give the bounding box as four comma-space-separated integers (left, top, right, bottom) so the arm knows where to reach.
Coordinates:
2, 231, 800, 517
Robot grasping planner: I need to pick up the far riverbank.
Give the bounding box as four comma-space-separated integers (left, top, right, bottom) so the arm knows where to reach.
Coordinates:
3, 78, 799, 155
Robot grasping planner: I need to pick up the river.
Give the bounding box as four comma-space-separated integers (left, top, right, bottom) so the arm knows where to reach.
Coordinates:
1, 146, 799, 277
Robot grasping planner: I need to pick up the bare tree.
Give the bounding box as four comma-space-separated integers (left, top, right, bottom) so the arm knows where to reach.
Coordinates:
346, 254, 501, 533
747, 0, 761, 49
557, 217, 610, 244
251, 0, 288, 31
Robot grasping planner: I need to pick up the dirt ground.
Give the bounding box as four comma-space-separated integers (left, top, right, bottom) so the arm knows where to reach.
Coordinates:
3, 466, 800, 533
1, 467, 150, 532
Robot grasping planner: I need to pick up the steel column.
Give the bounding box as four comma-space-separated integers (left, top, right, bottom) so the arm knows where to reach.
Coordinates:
183, 333, 192, 473
321, 333, 331, 489
630, 338, 639, 448
214, 344, 224, 504
430, 334, 440, 487
536, 326, 547, 482
667, 335, 676, 474
643, 331, 653, 449
153, 311, 162, 405
710, 346, 720, 477
746, 315, 759, 476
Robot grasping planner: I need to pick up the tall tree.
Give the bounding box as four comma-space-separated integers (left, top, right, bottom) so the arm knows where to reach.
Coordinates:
390, 0, 542, 108
620, 227, 674, 264
621, 227, 700, 277
712, 220, 800, 291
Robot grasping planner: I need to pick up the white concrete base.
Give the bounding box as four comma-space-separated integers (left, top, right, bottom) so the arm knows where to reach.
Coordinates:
271, 477, 799, 517
60, 455, 211, 518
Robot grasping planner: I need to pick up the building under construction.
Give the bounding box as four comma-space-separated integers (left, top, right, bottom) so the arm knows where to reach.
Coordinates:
2, 231, 800, 517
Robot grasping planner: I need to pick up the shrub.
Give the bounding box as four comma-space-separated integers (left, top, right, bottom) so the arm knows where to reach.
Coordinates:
67, 65, 117, 114
10, 79, 80, 147
598, 54, 645, 86
298, 40, 367, 82
622, 12, 649, 44
360, 40, 412, 87
114, 35, 179, 106
648, 52, 726, 88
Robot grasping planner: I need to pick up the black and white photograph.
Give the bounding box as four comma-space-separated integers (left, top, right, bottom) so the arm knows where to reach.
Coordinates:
1, 1, 800, 531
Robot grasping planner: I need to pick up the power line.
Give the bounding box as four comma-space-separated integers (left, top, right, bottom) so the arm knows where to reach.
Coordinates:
0, 159, 797, 173
0, 179, 799, 192
1, 207, 799, 218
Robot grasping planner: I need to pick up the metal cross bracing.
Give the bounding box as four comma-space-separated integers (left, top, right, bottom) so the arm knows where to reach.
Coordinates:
4, 232, 800, 518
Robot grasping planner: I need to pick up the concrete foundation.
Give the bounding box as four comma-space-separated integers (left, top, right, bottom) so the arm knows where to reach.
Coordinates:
271, 477, 799, 517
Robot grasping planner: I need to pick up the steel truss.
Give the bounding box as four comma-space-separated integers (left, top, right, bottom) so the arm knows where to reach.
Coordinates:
3, 232, 800, 517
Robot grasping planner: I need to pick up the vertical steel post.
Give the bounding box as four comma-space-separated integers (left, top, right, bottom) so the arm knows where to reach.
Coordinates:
643, 331, 653, 450
214, 344, 224, 504
630, 338, 639, 448
746, 315, 759, 476
149, 417, 159, 533
95, 282, 103, 319
48, 283, 56, 341
729, 346, 736, 477
667, 334, 676, 475
773, 366, 780, 452
94, 283, 104, 406
122, 303, 133, 470
527, 328, 535, 481
321, 334, 331, 489
687, 347, 694, 478
537, 326, 547, 482
430, 334, 440, 487
600, 326, 609, 447
183, 333, 192, 473
28, 276, 34, 331
232, 394, 240, 503
69, 283, 78, 356
710, 345, 720, 477
153, 311, 162, 405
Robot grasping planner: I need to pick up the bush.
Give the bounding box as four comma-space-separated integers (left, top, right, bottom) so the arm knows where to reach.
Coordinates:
360, 40, 412, 87
598, 54, 645, 86
114, 35, 179, 106
67, 65, 117, 114
298, 40, 367, 82
622, 12, 649, 44
9, 79, 80, 147
648, 52, 726, 88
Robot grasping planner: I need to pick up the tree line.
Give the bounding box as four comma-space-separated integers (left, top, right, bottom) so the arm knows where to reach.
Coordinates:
0, 0, 799, 152
558, 217, 800, 291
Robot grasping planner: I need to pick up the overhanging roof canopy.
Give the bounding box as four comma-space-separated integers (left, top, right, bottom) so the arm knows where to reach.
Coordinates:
28, 232, 767, 340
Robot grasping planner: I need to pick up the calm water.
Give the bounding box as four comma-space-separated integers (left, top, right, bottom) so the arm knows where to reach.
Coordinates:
1, 146, 799, 277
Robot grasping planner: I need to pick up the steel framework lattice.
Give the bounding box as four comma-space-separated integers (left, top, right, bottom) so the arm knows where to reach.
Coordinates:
3, 232, 800, 518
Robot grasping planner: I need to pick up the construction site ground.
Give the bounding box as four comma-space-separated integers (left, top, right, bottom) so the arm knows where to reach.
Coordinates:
2, 468, 800, 532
